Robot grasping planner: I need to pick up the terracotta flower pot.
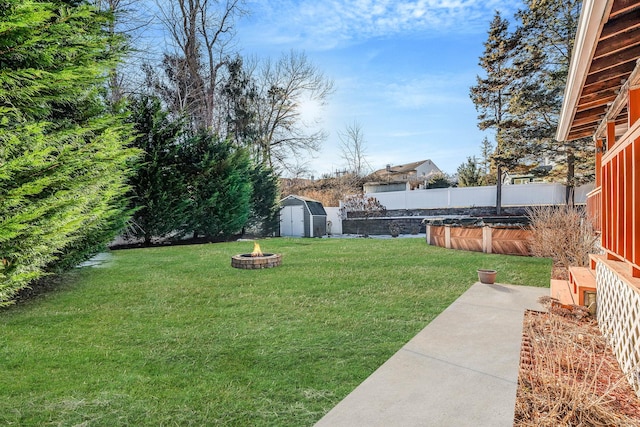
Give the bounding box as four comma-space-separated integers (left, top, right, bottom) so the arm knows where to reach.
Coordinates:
477, 269, 497, 284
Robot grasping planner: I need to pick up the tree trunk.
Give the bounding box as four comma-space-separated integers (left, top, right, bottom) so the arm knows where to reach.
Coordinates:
566, 150, 575, 206
496, 164, 503, 215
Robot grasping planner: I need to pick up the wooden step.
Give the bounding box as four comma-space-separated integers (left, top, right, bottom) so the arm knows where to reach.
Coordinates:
550, 279, 576, 305
568, 266, 597, 307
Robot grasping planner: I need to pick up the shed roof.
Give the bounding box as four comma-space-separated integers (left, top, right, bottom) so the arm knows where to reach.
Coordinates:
280, 195, 327, 216
306, 201, 326, 216
557, 0, 640, 142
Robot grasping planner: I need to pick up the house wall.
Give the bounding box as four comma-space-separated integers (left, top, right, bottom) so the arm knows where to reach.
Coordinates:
415, 160, 440, 178
363, 182, 408, 193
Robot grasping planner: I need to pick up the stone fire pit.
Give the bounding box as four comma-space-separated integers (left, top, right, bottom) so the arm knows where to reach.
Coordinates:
231, 242, 282, 269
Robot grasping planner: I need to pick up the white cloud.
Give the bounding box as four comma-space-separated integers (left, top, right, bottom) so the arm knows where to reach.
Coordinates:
242, 0, 520, 50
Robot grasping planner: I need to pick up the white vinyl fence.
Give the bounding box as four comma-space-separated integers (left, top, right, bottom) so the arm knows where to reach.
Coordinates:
362, 183, 593, 211
325, 207, 342, 235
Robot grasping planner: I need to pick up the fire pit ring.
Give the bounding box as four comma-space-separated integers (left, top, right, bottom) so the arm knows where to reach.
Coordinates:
231, 253, 282, 269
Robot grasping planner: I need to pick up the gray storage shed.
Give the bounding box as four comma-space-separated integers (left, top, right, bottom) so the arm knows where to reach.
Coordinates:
280, 195, 327, 237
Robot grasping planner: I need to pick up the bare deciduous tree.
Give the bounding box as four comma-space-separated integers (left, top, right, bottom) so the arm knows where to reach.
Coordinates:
154, 0, 246, 131
93, 0, 155, 106
254, 50, 334, 170
140, 4, 333, 173
338, 120, 370, 177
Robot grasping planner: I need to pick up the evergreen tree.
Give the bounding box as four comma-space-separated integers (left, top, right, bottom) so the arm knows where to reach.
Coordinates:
427, 173, 452, 189
470, 11, 519, 214
0, 0, 137, 304
180, 132, 252, 240
457, 156, 483, 187
126, 95, 189, 244
246, 163, 280, 237
511, 0, 592, 204
222, 55, 259, 150
479, 137, 495, 185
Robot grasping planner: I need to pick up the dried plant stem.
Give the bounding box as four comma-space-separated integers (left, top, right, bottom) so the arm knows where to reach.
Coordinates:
514, 311, 640, 426
527, 206, 599, 280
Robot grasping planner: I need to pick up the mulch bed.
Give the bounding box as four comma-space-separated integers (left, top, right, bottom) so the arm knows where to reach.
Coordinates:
514, 302, 640, 426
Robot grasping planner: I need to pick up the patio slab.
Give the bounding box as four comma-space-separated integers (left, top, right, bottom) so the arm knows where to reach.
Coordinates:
314, 282, 548, 427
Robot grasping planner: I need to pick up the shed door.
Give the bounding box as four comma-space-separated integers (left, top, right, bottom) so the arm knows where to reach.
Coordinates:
280, 206, 305, 237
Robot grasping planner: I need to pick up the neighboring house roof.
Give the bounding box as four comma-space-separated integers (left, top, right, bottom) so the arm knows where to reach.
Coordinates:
365, 159, 442, 184
503, 165, 553, 184
556, 1, 640, 142
383, 160, 430, 174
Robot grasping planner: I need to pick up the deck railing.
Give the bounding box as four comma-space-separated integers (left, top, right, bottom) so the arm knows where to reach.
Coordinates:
600, 119, 640, 278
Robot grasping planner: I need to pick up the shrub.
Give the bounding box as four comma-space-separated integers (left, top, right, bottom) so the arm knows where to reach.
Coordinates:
527, 206, 599, 279
389, 221, 401, 237
340, 193, 386, 237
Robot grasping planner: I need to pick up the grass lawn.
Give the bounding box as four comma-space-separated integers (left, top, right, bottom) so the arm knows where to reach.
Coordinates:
0, 238, 551, 426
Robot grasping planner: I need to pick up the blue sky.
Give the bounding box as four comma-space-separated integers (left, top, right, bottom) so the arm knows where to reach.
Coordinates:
235, 0, 523, 177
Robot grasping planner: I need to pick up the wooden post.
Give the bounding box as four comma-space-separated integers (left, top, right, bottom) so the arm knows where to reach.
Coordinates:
623, 146, 632, 260
444, 226, 451, 249
496, 164, 502, 215
595, 139, 603, 188
607, 120, 616, 150
635, 133, 640, 276
628, 86, 640, 125
628, 87, 640, 274
482, 226, 492, 254
426, 224, 431, 245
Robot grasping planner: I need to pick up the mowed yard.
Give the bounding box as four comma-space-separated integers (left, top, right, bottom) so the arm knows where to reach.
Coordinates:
0, 238, 551, 426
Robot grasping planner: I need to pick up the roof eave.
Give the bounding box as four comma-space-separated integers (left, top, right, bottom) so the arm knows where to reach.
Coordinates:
556, 0, 613, 142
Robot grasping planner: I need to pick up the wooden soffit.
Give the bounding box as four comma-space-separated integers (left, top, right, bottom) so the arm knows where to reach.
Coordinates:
557, 0, 640, 142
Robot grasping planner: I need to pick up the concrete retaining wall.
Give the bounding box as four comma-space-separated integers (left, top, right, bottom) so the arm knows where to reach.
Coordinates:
342, 217, 425, 236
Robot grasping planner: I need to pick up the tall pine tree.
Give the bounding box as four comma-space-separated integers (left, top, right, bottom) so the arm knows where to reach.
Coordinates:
511, 0, 592, 204
0, 0, 138, 304
470, 11, 519, 214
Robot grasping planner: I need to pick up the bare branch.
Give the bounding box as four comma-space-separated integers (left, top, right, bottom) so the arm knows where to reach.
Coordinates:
338, 120, 371, 177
